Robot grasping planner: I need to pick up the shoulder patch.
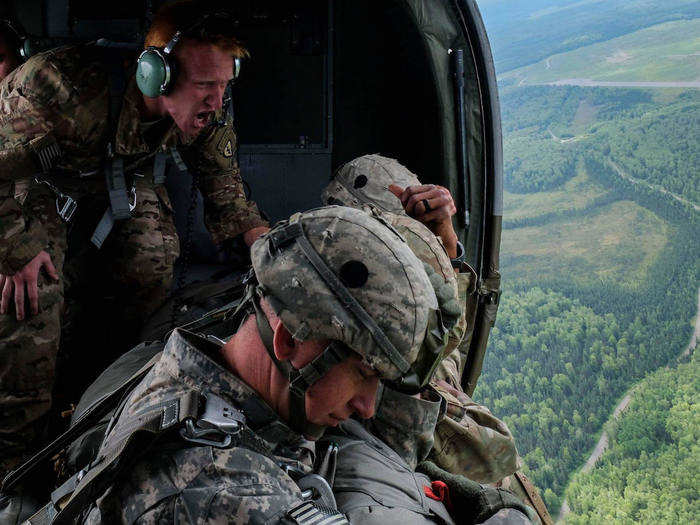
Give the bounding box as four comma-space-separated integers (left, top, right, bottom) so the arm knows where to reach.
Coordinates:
217, 134, 234, 158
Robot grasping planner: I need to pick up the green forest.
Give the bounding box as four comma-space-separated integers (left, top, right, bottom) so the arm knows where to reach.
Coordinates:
564, 352, 698, 523
475, 1, 698, 518
477, 84, 698, 513
501, 86, 699, 202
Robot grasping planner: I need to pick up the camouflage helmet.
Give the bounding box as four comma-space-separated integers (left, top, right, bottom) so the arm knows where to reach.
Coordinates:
323, 154, 420, 215
322, 155, 466, 363
251, 205, 438, 381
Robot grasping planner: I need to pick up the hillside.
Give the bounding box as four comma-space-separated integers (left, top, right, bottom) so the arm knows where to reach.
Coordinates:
500, 86, 700, 203
564, 352, 699, 523
478, 0, 700, 73
501, 19, 700, 85
475, 0, 699, 515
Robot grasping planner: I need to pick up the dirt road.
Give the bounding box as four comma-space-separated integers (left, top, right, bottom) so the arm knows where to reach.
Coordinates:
556, 287, 700, 523
607, 160, 700, 212
544, 79, 700, 88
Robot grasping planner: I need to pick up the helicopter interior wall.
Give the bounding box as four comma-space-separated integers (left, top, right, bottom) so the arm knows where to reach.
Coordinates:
332, 1, 443, 188
235, 1, 444, 226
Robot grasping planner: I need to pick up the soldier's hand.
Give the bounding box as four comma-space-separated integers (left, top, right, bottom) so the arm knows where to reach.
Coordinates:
243, 225, 270, 247
0, 250, 59, 321
389, 184, 459, 258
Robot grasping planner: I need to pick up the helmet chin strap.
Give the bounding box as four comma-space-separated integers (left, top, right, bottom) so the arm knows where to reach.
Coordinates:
241, 286, 350, 439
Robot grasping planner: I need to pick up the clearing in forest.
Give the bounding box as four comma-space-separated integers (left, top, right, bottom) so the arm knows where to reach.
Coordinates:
500, 200, 670, 288
503, 167, 609, 222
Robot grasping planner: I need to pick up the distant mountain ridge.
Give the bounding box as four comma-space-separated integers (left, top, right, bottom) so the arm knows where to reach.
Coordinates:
477, 0, 700, 73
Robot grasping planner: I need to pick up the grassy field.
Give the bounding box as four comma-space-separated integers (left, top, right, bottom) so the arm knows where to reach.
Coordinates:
503, 167, 610, 221
501, 19, 700, 84
500, 200, 671, 289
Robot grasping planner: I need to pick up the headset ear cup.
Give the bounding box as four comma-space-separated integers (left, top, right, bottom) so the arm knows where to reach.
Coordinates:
136, 48, 171, 98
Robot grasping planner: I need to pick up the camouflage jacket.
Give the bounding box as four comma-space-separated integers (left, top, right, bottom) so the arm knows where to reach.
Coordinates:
0, 44, 267, 275
367, 210, 520, 483
83, 329, 314, 523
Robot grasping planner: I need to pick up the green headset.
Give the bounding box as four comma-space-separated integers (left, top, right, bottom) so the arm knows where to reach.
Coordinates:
136, 14, 242, 98
0, 18, 30, 62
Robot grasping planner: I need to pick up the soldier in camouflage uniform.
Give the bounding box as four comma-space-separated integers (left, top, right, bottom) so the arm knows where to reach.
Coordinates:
46, 206, 455, 523
0, 2, 269, 478
321, 155, 552, 524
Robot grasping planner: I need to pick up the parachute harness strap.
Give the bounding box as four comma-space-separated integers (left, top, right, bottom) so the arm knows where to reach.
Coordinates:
267, 215, 410, 375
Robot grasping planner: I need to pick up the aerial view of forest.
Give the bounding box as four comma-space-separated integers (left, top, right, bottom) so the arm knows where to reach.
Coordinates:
476, 0, 699, 520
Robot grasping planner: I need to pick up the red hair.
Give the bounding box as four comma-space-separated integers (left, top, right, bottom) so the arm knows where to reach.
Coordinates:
145, 1, 248, 59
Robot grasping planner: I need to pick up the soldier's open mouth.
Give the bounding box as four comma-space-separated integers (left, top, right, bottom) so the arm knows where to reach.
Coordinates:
194, 112, 212, 128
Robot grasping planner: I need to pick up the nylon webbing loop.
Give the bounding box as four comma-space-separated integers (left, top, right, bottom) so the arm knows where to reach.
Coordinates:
105, 157, 131, 220
170, 147, 188, 172
29, 134, 62, 173
272, 218, 410, 374
52, 390, 199, 525
153, 152, 168, 184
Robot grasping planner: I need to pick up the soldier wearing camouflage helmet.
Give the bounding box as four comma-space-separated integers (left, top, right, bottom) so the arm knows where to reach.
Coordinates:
321, 155, 551, 524
0, 1, 270, 477
11, 206, 451, 523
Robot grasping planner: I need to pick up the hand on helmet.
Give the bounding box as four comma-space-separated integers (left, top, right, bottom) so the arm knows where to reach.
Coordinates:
389, 184, 458, 258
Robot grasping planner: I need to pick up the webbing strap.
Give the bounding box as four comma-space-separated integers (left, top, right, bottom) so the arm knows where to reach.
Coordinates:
286, 500, 349, 525
170, 147, 188, 173
90, 207, 115, 249
28, 134, 62, 173
24, 502, 55, 525
271, 217, 410, 374
290, 342, 351, 396
90, 49, 129, 249
153, 152, 168, 184
0, 352, 162, 494
252, 291, 294, 378
105, 157, 131, 220
52, 390, 199, 525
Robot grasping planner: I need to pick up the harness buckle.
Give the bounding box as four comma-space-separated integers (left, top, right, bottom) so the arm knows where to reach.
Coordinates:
296, 473, 338, 510
179, 393, 246, 448
56, 193, 78, 222
129, 185, 137, 212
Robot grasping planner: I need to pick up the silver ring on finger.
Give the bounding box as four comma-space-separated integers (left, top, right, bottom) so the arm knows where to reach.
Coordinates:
422, 198, 432, 212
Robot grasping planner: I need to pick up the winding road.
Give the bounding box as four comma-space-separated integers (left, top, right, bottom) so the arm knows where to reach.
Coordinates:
545, 129, 699, 212
606, 160, 700, 212
556, 287, 700, 523
544, 79, 700, 88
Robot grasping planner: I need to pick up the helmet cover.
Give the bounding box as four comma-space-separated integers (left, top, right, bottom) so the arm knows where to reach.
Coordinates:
251, 206, 438, 380
323, 154, 421, 214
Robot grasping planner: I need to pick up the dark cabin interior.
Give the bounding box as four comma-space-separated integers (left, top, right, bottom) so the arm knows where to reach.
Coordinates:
4, 0, 448, 398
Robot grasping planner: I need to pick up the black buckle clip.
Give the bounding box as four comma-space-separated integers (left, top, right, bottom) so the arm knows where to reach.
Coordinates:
180, 393, 246, 448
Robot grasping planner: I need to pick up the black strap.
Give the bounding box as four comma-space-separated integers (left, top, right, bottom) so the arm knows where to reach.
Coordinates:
289, 342, 350, 396
104, 157, 131, 220
1, 352, 161, 493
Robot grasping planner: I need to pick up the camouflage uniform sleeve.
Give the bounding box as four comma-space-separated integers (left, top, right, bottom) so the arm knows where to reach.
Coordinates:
192, 118, 268, 245
0, 56, 67, 273
430, 382, 522, 483
87, 445, 302, 524
0, 193, 48, 274
369, 384, 442, 470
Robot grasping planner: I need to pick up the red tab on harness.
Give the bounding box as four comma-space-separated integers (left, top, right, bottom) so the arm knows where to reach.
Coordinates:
424, 480, 453, 511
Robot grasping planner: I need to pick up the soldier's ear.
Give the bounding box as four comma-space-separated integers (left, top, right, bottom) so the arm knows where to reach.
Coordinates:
272, 322, 296, 361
